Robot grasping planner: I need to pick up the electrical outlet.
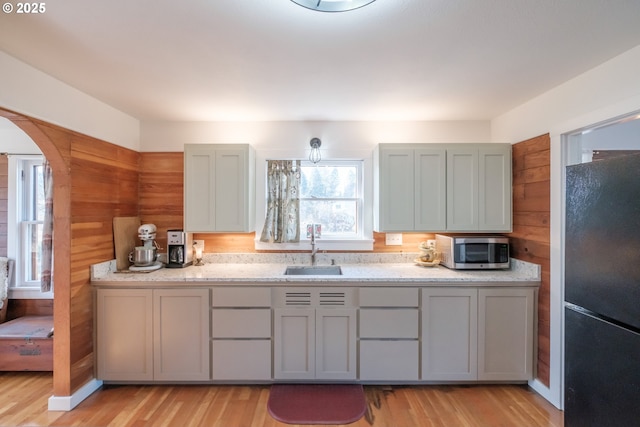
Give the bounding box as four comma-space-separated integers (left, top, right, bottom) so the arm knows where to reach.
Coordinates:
193, 240, 205, 250
385, 233, 403, 246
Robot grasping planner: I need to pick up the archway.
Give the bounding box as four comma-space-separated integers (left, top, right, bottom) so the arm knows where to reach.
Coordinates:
0, 108, 72, 399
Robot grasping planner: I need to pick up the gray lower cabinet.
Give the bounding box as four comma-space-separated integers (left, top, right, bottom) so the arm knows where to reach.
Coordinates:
273, 308, 315, 380
97, 287, 210, 382
422, 287, 535, 382
97, 284, 535, 384
273, 288, 357, 381
274, 307, 357, 381
358, 288, 420, 381
153, 289, 210, 381
421, 288, 478, 381
211, 287, 272, 381
97, 288, 154, 381
478, 288, 535, 381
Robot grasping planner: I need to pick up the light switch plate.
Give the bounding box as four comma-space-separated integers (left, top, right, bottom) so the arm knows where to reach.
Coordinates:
385, 233, 403, 246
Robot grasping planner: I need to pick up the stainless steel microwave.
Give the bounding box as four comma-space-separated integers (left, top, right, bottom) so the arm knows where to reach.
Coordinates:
435, 234, 510, 270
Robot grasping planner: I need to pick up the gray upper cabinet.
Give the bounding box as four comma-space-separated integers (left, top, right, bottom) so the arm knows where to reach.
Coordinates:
184, 144, 255, 232
447, 145, 512, 232
478, 146, 512, 231
374, 145, 446, 231
446, 149, 477, 230
377, 147, 414, 231
415, 149, 448, 230
375, 143, 511, 232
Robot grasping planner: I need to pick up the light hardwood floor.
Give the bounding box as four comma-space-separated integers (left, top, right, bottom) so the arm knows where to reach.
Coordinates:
0, 372, 563, 427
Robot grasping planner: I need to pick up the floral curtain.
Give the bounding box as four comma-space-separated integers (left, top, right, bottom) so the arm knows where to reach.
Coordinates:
40, 160, 53, 293
260, 160, 301, 243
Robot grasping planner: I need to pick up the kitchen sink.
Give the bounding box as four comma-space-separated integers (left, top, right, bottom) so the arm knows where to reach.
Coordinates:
284, 266, 343, 275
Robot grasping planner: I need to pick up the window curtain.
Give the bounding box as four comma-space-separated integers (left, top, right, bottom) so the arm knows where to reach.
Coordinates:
0, 258, 12, 316
260, 160, 301, 243
40, 160, 53, 293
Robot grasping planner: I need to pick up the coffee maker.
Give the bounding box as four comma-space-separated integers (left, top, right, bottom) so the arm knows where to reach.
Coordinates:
166, 229, 193, 268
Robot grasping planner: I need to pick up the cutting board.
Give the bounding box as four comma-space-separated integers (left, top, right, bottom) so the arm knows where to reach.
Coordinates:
113, 217, 140, 271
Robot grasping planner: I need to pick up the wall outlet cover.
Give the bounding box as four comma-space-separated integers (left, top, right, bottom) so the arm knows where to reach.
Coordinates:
385, 233, 403, 246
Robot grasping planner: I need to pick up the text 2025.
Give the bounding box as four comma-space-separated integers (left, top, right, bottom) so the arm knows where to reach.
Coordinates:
17, 2, 46, 13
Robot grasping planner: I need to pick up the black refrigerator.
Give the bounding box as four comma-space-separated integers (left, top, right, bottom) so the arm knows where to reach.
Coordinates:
564, 153, 640, 426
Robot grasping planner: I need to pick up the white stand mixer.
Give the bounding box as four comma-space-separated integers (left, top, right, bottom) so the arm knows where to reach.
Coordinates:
129, 224, 162, 272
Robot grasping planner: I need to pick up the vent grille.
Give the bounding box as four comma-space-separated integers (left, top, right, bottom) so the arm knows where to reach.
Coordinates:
285, 292, 312, 306
319, 292, 346, 306
277, 289, 353, 307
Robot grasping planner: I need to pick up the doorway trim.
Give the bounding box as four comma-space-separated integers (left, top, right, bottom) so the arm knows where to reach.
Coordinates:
0, 108, 75, 405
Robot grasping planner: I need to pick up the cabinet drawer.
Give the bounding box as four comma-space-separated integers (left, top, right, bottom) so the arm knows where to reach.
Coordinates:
212, 287, 271, 307
211, 340, 271, 380
359, 288, 418, 307
211, 309, 271, 338
359, 340, 419, 381
359, 309, 419, 339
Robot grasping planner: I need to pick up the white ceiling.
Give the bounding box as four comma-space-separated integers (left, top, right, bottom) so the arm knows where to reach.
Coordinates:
2, 0, 640, 122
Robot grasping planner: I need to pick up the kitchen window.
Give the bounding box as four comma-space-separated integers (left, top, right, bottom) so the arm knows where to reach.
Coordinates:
256, 157, 373, 251
299, 160, 362, 239
7, 155, 50, 295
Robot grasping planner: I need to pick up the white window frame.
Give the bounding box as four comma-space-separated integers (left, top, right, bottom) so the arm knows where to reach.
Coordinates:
7, 155, 53, 299
299, 160, 364, 240
255, 151, 374, 251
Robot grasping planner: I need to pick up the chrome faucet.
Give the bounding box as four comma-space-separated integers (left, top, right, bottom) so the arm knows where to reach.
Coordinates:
310, 231, 318, 266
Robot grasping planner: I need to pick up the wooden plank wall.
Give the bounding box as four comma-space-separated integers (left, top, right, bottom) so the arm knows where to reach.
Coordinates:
0, 155, 7, 257
67, 133, 140, 392
139, 153, 184, 250
5, 299, 53, 320
510, 134, 551, 387
2, 109, 140, 397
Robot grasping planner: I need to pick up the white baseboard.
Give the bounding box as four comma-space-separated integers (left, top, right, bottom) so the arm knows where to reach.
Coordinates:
528, 378, 562, 410
47, 377, 555, 412
48, 378, 103, 411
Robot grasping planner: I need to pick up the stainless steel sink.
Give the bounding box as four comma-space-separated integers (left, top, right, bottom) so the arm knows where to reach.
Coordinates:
284, 266, 343, 275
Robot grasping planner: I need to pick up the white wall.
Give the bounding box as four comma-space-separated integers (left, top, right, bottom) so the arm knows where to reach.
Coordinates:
0, 52, 140, 151
490, 44, 640, 410
492, 45, 640, 143
140, 120, 491, 153
0, 117, 41, 154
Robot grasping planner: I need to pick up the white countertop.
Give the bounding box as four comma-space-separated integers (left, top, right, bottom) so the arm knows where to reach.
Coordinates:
91, 253, 540, 286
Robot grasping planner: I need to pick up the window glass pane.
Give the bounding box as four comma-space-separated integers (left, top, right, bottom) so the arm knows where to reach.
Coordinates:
300, 200, 357, 235
33, 164, 45, 221
265, 160, 362, 241
25, 223, 43, 282
300, 165, 357, 198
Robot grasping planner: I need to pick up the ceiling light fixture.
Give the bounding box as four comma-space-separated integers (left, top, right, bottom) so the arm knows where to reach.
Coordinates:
290, 0, 376, 13
309, 138, 322, 164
